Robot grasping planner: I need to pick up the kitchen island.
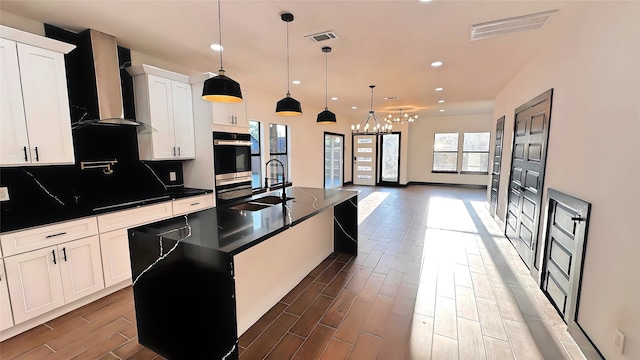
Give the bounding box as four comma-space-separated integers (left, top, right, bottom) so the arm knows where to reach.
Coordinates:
127, 187, 358, 359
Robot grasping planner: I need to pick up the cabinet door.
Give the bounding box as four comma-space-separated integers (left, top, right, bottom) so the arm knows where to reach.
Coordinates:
4, 247, 65, 324
231, 90, 248, 128
147, 74, 176, 159
172, 193, 214, 216
58, 236, 104, 303
17, 43, 74, 165
0, 39, 30, 166
0, 259, 14, 331
211, 102, 233, 126
99, 229, 132, 288
171, 81, 195, 159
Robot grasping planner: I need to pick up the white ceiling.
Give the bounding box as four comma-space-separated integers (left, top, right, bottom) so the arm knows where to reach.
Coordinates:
1, 0, 578, 120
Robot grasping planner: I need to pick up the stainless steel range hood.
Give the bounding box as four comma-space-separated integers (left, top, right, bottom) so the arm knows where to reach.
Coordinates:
72, 29, 140, 128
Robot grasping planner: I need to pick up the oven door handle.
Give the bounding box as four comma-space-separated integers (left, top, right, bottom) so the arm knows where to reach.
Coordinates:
217, 178, 252, 186
214, 140, 252, 146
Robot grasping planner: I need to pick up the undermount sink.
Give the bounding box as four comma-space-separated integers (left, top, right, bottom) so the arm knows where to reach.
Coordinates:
252, 195, 295, 205
228, 202, 272, 211
227, 195, 295, 211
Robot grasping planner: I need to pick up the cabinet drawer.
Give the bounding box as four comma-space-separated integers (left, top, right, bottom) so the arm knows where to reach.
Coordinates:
0, 217, 98, 257
172, 194, 214, 216
97, 201, 173, 233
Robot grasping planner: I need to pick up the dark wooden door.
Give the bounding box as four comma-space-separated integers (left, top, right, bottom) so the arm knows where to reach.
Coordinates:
505, 89, 553, 270
541, 189, 591, 323
490, 116, 505, 218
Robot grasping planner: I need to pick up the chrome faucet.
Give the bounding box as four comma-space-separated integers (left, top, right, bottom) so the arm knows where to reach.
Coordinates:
264, 159, 287, 202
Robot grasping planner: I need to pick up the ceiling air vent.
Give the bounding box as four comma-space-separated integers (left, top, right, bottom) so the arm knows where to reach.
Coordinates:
470, 9, 558, 41
304, 31, 339, 43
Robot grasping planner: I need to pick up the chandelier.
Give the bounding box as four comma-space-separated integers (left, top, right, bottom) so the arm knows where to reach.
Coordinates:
386, 108, 417, 124
351, 85, 392, 134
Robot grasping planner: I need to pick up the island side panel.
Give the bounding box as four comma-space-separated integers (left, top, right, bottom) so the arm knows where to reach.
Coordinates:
334, 195, 358, 256
233, 209, 334, 335
128, 228, 238, 359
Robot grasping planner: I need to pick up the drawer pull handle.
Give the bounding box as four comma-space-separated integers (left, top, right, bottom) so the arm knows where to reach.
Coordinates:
62, 247, 67, 261
23, 146, 28, 161
46, 232, 67, 239
34, 146, 39, 161
190, 202, 200, 206
52, 250, 57, 265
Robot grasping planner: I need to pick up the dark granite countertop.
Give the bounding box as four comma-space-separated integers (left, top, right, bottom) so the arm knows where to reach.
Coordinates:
129, 187, 358, 255
0, 187, 213, 233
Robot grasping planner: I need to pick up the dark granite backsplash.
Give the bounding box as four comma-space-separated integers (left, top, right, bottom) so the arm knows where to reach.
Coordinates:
0, 125, 187, 232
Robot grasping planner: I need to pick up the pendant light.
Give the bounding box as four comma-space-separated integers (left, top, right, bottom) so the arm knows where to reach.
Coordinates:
275, 12, 302, 116
316, 46, 336, 123
351, 85, 391, 134
202, 0, 243, 103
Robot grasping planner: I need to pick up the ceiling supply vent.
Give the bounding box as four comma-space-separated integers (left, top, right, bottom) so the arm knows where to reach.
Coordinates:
384, 97, 398, 101
304, 30, 339, 43
470, 9, 558, 41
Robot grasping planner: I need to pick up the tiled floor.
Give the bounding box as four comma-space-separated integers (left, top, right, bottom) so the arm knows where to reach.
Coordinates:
0, 185, 587, 359
238, 185, 586, 359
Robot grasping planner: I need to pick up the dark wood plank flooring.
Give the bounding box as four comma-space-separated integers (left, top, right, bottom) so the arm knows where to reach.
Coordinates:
0, 185, 586, 359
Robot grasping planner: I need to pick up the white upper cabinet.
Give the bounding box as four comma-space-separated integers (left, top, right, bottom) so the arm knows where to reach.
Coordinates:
0, 26, 76, 166
128, 64, 195, 160
190, 72, 249, 133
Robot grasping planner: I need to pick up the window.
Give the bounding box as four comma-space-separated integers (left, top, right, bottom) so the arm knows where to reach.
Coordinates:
462, 132, 490, 173
268, 123, 288, 185
249, 120, 261, 189
432, 132, 491, 174
433, 133, 459, 172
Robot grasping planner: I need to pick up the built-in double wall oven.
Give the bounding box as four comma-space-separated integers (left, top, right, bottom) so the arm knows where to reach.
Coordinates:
213, 132, 252, 205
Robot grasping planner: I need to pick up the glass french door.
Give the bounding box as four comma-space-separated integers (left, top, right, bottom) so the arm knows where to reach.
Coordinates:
324, 133, 344, 189
379, 133, 400, 185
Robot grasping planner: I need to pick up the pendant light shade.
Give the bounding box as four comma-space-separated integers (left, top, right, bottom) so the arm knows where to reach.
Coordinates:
317, 109, 337, 123
317, 46, 336, 123
276, 93, 302, 116
202, 0, 243, 103
276, 12, 302, 116
202, 70, 243, 103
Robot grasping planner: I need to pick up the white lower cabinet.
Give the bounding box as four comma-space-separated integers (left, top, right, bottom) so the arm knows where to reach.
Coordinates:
4, 236, 104, 324
99, 229, 132, 288
0, 195, 205, 334
0, 259, 14, 331
172, 193, 214, 216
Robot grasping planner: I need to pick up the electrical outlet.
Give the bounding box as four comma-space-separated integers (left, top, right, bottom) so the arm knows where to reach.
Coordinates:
169, 172, 177, 182
0, 187, 9, 201
614, 328, 626, 354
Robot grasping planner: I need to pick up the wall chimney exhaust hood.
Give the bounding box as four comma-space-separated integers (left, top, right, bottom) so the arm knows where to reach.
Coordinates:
44, 25, 151, 131
72, 29, 143, 129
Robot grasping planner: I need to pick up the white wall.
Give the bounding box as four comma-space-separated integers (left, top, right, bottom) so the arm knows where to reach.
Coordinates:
408, 113, 493, 186
491, 2, 640, 359
244, 90, 356, 188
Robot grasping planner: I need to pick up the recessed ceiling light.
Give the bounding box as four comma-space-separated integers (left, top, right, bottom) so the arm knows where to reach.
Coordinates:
439, 109, 445, 112
351, 106, 358, 110
331, 97, 338, 101
292, 80, 301, 85
431, 61, 443, 67
210, 43, 223, 52
420, 0, 432, 2
435, 87, 444, 91
438, 100, 445, 103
